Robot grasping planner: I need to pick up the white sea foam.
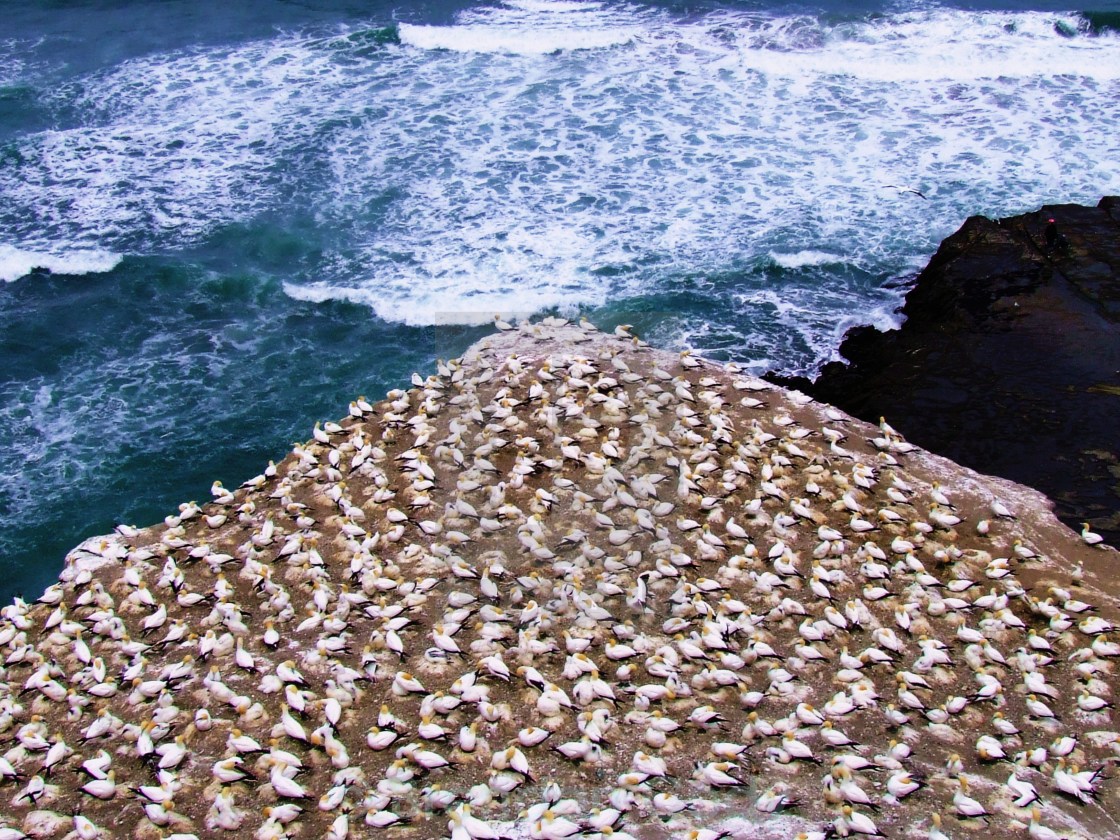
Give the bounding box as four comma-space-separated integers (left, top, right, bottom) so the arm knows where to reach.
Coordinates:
0, 382, 88, 528
730, 283, 904, 373
504, 0, 603, 12
398, 22, 634, 54
720, 10, 1120, 82
285, 266, 603, 326
769, 250, 844, 269
1, 2, 1118, 367
0, 244, 121, 282
0, 297, 262, 530
399, 0, 640, 54
0, 37, 49, 87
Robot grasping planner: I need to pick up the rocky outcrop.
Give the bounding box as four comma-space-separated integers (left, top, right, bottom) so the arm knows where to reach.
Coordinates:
778, 197, 1120, 549
1, 320, 1117, 840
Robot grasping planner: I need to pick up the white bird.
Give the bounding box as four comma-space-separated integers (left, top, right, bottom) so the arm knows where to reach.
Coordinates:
518, 727, 551, 748
276, 660, 307, 686
1052, 760, 1099, 803
991, 499, 1015, 519
928, 813, 951, 840
81, 772, 118, 800
72, 815, 102, 840
792, 702, 824, 726
780, 731, 818, 763
1050, 736, 1076, 757
838, 805, 884, 836
631, 750, 669, 778
879, 182, 928, 199
365, 726, 399, 751
366, 809, 407, 828
886, 771, 921, 800
696, 761, 745, 787
270, 769, 309, 799
976, 734, 1006, 761
1025, 694, 1058, 720
1006, 772, 1039, 807
652, 792, 692, 814
756, 784, 799, 812
448, 804, 502, 839
1026, 809, 1063, 840
1081, 522, 1105, 545
953, 778, 989, 818
80, 750, 112, 780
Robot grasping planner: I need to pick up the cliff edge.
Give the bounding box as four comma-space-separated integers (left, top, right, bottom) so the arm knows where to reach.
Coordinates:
779, 197, 1120, 550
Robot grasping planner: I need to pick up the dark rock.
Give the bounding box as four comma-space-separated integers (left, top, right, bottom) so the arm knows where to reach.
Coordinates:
775, 197, 1120, 548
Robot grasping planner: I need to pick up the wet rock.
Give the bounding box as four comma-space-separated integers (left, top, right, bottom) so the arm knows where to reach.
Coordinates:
776, 197, 1120, 547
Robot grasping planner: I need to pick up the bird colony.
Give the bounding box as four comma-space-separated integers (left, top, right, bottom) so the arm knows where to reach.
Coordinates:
1, 319, 1118, 840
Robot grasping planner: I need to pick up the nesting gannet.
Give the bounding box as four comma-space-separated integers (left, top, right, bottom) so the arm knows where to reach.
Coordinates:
1081, 522, 1105, 545
837, 805, 885, 836
952, 777, 988, 819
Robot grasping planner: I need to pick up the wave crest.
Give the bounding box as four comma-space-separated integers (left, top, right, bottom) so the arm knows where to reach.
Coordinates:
0, 245, 121, 282
398, 22, 634, 54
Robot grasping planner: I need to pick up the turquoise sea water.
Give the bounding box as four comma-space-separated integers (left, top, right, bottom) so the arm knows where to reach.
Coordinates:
1, 0, 1119, 602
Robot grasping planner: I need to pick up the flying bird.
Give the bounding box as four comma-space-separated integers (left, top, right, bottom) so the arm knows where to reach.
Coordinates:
880, 184, 929, 200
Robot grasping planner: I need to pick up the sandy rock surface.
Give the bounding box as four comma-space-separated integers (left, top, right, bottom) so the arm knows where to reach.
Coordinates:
1, 319, 1117, 840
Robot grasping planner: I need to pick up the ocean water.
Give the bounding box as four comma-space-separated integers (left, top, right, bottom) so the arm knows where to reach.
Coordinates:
1, 0, 1118, 602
